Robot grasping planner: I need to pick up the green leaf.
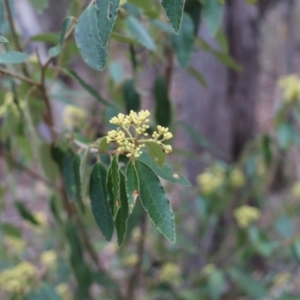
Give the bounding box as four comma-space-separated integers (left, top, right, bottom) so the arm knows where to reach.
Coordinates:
178, 121, 212, 148
115, 172, 129, 246
62, 150, 76, 202
39, 143, 59, 183
184, 0, 202, 36
95, 0, 120, 46
125, 161, 139, 213
1, 222, 22, 238
187, 66, 208, 87
137, 152, 191, 186
216, 28, 228, 52
0, 1, 4, 32
80, 146, 90, 201
49, 16, 73, 57
14, 201, 40, 226
275, 214, 293, 239
172, 13, 194, 68
203, 0, 223, 36
161, 0, 185, 33
29, 0, 49, 12
62, 69, 110, 106
0, 35, 8, 43
73, 154, 85, 212
30, 33, 59, 44
154, 75, 172, 128
123, 79, 140, 114
111, 32, 138, 45
0, 51, 29, 64
106, 165, 115, 215
97, 137, 109, 152
229, 268, 267, 298
126, 16, 156, 50
51, 144, 65, 171
90, 163, 114, 241
146, 141, 166, 167
109, 155, 121, 218
75, 6, 108, 71
196, 38, 242, 71
135, 161, 175, 242
292, 237, 300, 263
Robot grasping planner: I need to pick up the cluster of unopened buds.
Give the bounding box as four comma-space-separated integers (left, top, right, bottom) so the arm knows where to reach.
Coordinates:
106, 110, 173, 158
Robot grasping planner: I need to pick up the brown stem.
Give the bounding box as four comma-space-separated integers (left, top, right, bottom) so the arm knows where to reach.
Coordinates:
0, 67, 40, 86
126, 212, 147, 299
165, 46, 174, 92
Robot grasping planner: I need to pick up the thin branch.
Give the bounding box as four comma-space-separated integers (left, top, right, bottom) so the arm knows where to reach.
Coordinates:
126, 213, 147, 299
165, 46, 174, 92
35, 50, 57, 140
0, 67, 40, 86
3, 0, 22, 51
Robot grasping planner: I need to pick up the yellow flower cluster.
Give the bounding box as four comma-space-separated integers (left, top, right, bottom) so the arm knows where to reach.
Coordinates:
0, 261, 36, 293
279, 74, 300, 103
292, 182, 300, 198
122, 254, 139, 267
40, 250, 57, 267
197, 166, 225, 195
0, 92, 24, 118
63, 105, 87, 129
234, 205, 261, 229
55, 283, 72, 300
159, 263, 181, 286
229, 168, 245, 188
106, 110, 173, 158
201, 263, 216, 276
4, 236, 25, 253
273, 272, 292, 288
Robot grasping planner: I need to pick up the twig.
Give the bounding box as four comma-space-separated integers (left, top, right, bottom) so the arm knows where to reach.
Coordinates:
0, 67, 40, 86
165, 46, 174, 92
35, 50, 57, 140
3, 0, 22, 51
126, 213, 147, 299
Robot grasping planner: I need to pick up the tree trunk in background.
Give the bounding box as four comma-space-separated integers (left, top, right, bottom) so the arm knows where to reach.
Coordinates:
225, 0, 260, 160
174, 0, 260, 183
174, 0, 261, 270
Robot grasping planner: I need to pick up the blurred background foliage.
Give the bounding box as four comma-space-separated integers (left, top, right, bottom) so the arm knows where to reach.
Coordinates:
1, 0, 300, 299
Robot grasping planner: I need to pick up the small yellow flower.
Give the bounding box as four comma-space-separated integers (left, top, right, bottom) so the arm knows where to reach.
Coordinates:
4, 236, 25, 253
234, 205, 261, 229
279, 74, 300, 103
63, 105, 87, 129
197, 166, 225, 195
40, 250, 57, 267
292, 182, 300, 198
159, 263, 181, 286
229, 168, 245, 188
122, 254, 139, 267
0, 261, 36, 293
0, 92, 25, 118
201, 263, 216, 276
55, 283, 72, 300
273, 272, 292, 287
